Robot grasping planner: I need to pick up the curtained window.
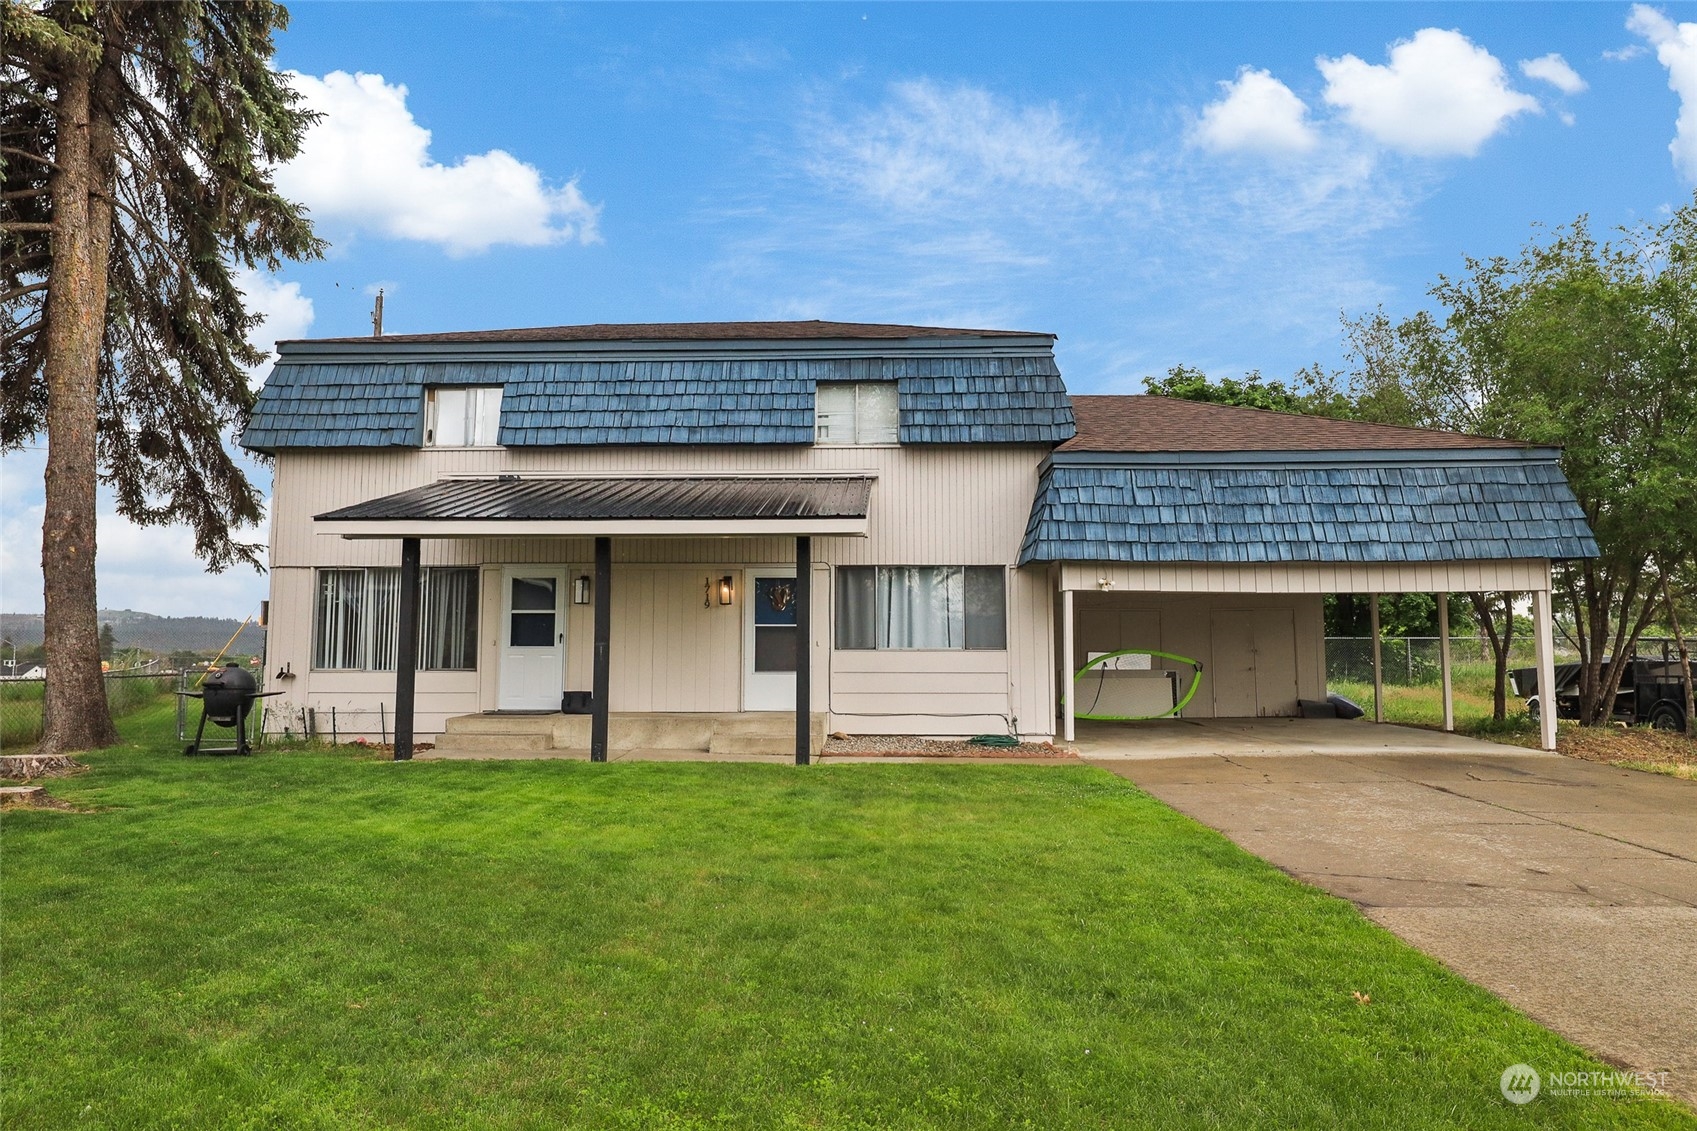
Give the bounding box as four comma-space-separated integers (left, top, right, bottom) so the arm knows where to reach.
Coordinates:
834, 566, 1006, 650
312, 567, 479, 670
425, 386, 503, 447
815, 382, 899, 445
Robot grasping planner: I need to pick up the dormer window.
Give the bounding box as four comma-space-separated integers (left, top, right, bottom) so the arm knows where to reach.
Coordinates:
425, 386, 502, 447
815, 382, 899, 446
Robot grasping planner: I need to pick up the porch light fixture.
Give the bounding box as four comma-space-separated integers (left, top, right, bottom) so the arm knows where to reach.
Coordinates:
718, 575, 735, 606
572, 575, 591, 605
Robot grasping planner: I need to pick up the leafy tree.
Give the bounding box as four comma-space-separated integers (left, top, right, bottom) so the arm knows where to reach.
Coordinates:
1343, 204, 1697, 724
1141, 364, 1354, 417
97, 620, 114, 659
2, 1, 322, 754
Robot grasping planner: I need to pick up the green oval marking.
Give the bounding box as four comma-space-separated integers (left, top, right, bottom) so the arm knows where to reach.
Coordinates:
1072, 649, 1204, 721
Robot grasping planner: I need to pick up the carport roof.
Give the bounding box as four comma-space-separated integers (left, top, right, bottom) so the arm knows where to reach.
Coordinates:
1019, 453, 1599, 565
1063, 396, 1533, 452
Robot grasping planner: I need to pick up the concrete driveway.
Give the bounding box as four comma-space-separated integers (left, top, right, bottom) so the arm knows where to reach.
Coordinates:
1089, 747, 1697, 1108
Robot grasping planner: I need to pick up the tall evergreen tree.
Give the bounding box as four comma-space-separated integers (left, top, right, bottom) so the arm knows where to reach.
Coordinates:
2, 1, 322, 754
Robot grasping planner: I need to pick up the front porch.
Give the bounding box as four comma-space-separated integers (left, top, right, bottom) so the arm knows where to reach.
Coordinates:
427, 710, 828, 759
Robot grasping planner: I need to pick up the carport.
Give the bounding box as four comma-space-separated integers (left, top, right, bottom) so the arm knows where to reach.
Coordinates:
1020, 397, 1601, 752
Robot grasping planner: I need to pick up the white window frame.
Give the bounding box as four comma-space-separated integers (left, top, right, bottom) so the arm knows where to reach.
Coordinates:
815, 382, 900, 446
425, 386, 503, 448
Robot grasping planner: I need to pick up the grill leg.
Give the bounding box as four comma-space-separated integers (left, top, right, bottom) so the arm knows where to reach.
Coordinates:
186, 708, 209, 757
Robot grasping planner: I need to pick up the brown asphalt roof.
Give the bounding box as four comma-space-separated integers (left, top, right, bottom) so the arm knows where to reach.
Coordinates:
292, 320, 1051, 346
1062, 395, 1533, 452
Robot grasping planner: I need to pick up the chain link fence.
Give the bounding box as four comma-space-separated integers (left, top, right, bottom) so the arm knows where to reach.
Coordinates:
1326, 636, 1589, 686
1, 670, 180, 752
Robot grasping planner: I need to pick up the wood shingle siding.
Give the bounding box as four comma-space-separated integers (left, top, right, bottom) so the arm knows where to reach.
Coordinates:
242, 339, 1075, 452
1020, 456, 1598, 565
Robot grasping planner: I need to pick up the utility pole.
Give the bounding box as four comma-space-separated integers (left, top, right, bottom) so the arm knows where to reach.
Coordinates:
371, 288, 384, 337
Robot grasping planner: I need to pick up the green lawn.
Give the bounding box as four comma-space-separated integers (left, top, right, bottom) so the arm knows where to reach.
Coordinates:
1332, 660, 1539, 737
5, 724, 1690, 1128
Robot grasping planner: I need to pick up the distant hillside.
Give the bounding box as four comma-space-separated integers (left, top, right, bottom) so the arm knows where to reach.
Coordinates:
0, 610, 266, 655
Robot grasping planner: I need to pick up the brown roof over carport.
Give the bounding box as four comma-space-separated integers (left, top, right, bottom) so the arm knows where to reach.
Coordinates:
1062, 395, 1532, 452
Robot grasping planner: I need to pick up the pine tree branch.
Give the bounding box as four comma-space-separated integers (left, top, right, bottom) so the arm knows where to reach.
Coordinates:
0, 222, 54, 232
0, 282, 48, 303
0, 146, 61, 172
2, 319, 43, 349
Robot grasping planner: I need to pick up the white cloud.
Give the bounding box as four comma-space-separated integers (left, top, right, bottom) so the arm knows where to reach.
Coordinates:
276, 71, 601, 256
1519, 53, 1588, 94
1628, 4, 1697, 182
0, 449, 268, 619
235, 268, 314, 384
807, 79, 1108, 212
1604, 44, 1648, 62
1318, 28, 1539, 156
1194, 68, 1319, 155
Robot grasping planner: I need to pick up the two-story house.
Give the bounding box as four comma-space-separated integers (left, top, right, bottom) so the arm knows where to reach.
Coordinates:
244, 320, 1597, 761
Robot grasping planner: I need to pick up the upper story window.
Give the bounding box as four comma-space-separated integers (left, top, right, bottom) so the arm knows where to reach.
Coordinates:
815, 382, 899, 446
425, 386, 503, 447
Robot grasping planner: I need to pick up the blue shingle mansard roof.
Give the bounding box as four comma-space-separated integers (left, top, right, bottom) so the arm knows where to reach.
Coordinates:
240, 323, 1074, 451
1018, 451, 1601, 565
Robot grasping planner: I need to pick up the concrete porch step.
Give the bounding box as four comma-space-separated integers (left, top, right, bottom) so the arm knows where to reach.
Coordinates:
431, 731, 553, 754
708, 732, 795, 756
443, 713, 562, 736
437, 710, 827, 756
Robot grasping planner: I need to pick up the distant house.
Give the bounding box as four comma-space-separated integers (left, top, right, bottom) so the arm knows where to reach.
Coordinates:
0, 662, 45, 680
243, 321, 1597, 759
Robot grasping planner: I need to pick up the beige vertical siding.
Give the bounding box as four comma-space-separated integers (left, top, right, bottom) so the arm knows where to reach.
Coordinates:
1069, 591, 1326, 718
265, 444, 1052, 738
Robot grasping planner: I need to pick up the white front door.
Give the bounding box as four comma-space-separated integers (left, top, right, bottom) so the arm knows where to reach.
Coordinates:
498, 568, 566, 711
743, 570, 798, 711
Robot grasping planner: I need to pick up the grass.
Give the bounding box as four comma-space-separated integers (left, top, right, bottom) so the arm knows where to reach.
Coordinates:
1330, 660, 1513, 732
4, 725, 1692, 1129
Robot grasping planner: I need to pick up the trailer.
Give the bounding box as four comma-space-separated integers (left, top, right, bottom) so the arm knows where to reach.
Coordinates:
1510, 653, 1689, 732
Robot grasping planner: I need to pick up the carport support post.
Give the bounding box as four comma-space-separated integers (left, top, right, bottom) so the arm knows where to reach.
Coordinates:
795, 536, 811, 765
1437, 592, 1455, 733
1369, 593, 1385, 724
394, 537, 421, 761
1062, 588, 1075, 742
591, 536, 611, 763
1533, 588, 1557, 752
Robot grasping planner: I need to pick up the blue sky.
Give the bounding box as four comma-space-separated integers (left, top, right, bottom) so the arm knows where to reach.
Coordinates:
5, 2, 1697, 618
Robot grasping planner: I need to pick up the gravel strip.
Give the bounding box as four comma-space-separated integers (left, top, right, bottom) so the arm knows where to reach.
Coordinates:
822, 734, 1078, 759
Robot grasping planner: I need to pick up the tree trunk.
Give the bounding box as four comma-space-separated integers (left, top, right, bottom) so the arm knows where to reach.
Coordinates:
37, 45, 118, 755
1470, 592, 1513, 723
1662, 567, 1695, 732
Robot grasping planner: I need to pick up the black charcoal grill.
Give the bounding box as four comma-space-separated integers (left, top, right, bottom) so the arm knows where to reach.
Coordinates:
182, 663, 278, 756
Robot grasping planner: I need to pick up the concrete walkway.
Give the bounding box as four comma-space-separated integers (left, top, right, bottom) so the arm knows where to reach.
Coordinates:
1091, 749, 1697, 1107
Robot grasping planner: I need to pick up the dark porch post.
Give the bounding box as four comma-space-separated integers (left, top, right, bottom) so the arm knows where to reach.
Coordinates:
394, 537, 421, 761
591, 536, 612, 763
795, 536, 812, 765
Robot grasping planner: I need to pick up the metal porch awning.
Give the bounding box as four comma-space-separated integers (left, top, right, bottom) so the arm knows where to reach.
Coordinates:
314, 474, 874, 538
